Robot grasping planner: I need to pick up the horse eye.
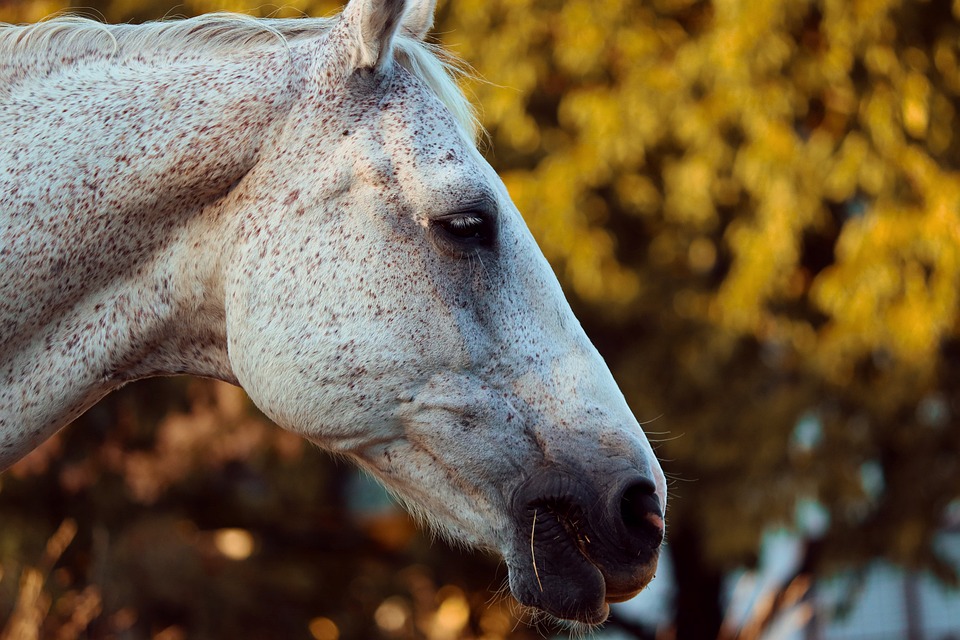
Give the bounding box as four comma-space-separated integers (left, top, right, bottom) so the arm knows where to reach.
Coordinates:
433, 213, 494, 248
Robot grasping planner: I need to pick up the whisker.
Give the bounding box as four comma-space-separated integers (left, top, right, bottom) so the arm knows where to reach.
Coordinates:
531, 509, 543, 592
485, 565, 512, 607
647, 433, 686, 444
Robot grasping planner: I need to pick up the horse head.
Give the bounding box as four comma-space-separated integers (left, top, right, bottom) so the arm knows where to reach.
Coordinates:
222, 0, 666, 625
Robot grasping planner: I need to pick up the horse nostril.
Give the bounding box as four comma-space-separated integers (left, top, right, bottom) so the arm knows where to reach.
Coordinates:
619, 478, 664, 548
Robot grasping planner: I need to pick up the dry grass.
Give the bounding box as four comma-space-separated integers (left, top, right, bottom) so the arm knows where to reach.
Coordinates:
0, 519, 103, 640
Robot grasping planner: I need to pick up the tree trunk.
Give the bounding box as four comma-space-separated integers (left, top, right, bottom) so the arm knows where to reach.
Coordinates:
670, 516, 725, 640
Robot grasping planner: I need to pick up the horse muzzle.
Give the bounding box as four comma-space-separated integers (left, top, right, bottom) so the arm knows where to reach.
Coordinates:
507, 468, 664, 624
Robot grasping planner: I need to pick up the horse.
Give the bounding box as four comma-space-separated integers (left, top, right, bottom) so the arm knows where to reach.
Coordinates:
0, 0, 665, 626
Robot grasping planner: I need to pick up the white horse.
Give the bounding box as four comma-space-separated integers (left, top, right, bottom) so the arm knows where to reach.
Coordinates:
0, 0, 665, 626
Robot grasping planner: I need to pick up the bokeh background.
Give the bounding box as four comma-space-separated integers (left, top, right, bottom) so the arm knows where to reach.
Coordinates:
2, 0, 960, 638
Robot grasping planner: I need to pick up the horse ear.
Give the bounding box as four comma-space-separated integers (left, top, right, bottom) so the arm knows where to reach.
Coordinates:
341, 0, 408, 70
401, 0, 437, 40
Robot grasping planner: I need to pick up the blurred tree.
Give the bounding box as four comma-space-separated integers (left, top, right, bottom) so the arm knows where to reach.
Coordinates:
438, 0, 960, 637
2, 0, 960, 638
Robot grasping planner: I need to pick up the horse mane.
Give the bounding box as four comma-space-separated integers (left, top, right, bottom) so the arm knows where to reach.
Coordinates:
0, 13, 480, 140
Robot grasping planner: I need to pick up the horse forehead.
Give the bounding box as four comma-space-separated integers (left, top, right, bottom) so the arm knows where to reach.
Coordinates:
370, 70, 473, 165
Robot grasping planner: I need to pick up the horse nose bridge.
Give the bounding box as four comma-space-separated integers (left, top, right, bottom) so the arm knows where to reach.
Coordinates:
514, 394, 659, 469
505, 360, 631, 428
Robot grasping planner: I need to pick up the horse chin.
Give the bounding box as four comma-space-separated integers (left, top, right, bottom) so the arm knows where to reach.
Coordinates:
508, 551, 610, 626
506, 506, 634, 626
508, 543, 659, 626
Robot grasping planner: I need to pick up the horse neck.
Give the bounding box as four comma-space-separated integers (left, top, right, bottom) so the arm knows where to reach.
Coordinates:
0, 37, 301, 466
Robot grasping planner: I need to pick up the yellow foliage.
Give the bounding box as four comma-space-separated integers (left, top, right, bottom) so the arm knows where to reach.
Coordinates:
437, 0, 960, 384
